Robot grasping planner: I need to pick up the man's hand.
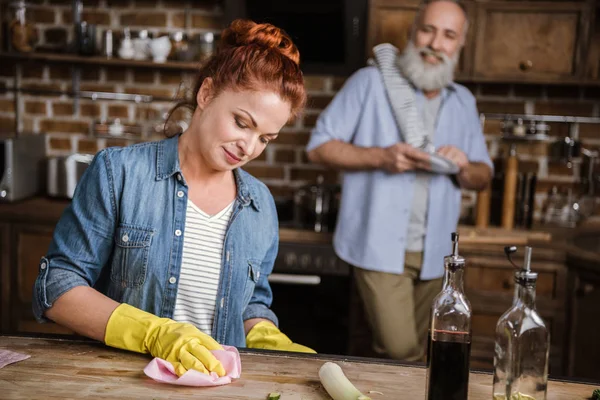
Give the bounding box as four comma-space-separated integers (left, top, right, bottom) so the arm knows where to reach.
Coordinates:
381, 143, 431, 173
436, 145, 492, 190
436, 145, 469, 171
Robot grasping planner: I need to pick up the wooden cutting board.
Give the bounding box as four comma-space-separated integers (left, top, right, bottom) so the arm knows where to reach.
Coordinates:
0, 336, 596, 399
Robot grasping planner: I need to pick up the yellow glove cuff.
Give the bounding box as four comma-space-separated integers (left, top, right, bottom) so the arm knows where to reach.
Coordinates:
104, 303, 170, 354
246, 321, 316, 353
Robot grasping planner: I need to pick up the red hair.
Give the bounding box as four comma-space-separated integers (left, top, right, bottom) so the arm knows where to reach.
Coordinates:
167, 19, 306, 133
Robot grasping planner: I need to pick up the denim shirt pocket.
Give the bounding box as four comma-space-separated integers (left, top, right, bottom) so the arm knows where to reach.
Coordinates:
110, 224, 154, 288
243, 259, 262, 306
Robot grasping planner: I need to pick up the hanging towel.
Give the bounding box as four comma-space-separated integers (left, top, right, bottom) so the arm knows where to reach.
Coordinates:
368, 43, 433, 152
367, 43, 459, 174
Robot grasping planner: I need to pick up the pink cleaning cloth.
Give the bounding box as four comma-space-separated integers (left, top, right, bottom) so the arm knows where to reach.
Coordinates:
143, 345, 241, 386
0, 349, 30, 369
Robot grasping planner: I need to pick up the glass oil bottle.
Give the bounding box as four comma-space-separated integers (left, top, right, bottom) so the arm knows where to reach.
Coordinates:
493, 246, 550, 400
426, 232, 472, 400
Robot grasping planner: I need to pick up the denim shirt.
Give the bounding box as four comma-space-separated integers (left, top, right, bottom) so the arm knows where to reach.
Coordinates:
33, 134, 279, 347
306, 67, 493, 279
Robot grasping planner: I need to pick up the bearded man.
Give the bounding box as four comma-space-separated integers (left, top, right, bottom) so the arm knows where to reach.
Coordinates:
306, 0, 493, 361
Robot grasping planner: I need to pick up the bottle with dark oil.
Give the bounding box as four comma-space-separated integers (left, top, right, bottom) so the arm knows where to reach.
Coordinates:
426, 233, 472, 400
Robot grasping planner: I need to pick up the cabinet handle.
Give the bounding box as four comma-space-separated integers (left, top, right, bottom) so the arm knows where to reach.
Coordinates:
502, 280, 512, 290
519, 60, 533, 72
352, 17, 360, 38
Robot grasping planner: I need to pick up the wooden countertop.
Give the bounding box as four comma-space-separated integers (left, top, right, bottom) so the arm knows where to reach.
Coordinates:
1, 336, 597, 399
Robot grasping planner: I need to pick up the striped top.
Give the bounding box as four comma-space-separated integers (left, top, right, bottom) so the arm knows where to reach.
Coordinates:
368, 43, 432, 152
172, 200, 234, 336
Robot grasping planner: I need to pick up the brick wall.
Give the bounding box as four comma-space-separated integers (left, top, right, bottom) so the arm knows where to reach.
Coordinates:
0, 0, 599, 224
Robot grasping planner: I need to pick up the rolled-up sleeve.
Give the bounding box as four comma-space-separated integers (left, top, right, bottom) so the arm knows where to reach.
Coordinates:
465, 101, 494, 173
33, 149, 117, 322
306, 67, 372, 152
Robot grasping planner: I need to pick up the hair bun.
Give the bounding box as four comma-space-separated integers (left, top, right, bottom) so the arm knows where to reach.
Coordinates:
221, 19, 300, 65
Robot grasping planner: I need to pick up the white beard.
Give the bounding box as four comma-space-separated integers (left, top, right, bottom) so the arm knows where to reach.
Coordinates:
397, 41, 459, 91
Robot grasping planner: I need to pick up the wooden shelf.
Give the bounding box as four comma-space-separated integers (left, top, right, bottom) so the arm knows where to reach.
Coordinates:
3, 51, 600, 85
1, 51, 202, 72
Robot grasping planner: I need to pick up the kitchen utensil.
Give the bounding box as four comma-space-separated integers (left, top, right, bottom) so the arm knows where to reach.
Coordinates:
501, 144, 518, 230
93, 119, 143, 139
550, 136, 581, 168
475, 184, 491, 228
169, 31, 189, 61
573, 148, 599, 222
0, 134, 46, 202
512, 118, 525, 136
132, 38, 150, 60
150, 36, 172, 63
501, 117, 514, 136
102, 29, 114, 58
534, 121, 550, 135
76, 21, 97, 56
118, 28, 135, 59
47, 153, 94, 199
514, 172, 537, 229
198, 32, 215, 61
6, 0, 37, 53
293, 175, 340, 233
543, 186, 578, 227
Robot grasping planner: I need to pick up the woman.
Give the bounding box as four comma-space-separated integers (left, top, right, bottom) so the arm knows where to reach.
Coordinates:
32, 19, 312, 377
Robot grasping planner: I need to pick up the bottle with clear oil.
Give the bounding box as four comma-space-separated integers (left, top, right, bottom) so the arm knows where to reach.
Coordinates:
493, 246, 550, 400
426, 233, 472, 400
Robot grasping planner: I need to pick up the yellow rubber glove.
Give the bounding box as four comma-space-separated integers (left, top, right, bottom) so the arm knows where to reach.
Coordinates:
246, 321, 316, 353
104, 303, 226, 377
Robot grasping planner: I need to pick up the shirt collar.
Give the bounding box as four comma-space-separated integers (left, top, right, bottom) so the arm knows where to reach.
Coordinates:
155, 134, 260, 211
414, 82, 457, 102
414, 82, 473, 111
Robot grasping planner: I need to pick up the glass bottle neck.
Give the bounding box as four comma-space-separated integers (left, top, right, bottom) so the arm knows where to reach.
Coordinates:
514, 281, 537, 309
443, 266, 465, 292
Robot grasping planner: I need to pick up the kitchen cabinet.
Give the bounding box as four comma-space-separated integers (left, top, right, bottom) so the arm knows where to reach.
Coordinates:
473, 2, 589, 81
366, 0, 419, 56
0, 198, 74, 335
11, 223, 72, 334
366, 0, 596, 84
565, 253, 600, 381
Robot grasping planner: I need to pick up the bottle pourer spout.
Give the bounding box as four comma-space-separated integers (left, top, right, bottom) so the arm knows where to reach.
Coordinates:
523, 246, 532, 272
452, 233, 459, 256
445, 232, 465, 270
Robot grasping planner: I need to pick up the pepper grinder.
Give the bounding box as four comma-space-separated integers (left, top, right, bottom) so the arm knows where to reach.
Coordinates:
502, 144, 518, 230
